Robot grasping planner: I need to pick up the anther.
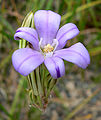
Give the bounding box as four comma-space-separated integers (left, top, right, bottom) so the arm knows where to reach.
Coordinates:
43, 44, 54, 53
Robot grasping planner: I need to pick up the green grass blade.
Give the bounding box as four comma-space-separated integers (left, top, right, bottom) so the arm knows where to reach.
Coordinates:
0, 104, 12, 119
61, 0, 101, 21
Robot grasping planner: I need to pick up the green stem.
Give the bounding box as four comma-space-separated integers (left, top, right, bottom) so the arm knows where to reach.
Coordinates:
40, 64, 46, 96
30, 72, 38, 95
46, 78, 57, 98
36, 67, 43, 95
27, 76, 36, 103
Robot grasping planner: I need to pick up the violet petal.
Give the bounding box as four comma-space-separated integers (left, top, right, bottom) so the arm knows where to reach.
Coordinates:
44, 56, 65, 79
12, 48, 44, 76
54, 42, 90, 69
34, 10, 61, 46
56, 23, 80, 50
14, 27, 39, 50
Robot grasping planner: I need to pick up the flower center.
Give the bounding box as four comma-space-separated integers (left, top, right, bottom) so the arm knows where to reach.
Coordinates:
39, 38, 59, 58
43, 44, 54, 53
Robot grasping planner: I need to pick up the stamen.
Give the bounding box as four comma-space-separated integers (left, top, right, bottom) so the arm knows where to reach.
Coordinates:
39, 38, 58, 58
43, 44, 54, 53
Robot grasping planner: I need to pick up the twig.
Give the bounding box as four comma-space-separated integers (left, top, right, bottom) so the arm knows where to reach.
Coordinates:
10, 0, 21, 25
10, 0, 17, 11
7, 10, 24, 20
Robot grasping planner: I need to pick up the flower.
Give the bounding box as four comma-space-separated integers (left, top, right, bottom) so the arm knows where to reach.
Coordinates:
12, 10, 90, 79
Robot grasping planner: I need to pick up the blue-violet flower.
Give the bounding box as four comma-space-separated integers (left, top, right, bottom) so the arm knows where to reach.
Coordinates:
12, 10, 90, 79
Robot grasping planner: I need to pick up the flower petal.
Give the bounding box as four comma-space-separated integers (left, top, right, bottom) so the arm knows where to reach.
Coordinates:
14, 27, 39, 50
44, 57, 65, 79
56, 23, 80, 49
55, 42, 90, 69
12, 48, 44, 76
34, 10, 61, 46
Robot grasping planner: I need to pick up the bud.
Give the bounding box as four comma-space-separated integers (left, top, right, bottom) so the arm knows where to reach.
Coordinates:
19, 11, 34, 49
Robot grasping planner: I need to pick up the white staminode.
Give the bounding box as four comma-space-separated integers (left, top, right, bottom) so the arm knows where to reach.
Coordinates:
39, 38, 58, 58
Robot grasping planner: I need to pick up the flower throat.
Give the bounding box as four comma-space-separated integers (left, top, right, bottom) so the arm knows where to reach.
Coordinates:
43, 44, 54, 53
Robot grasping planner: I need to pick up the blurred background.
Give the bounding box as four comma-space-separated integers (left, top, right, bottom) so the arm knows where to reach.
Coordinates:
0, 0, 101, 120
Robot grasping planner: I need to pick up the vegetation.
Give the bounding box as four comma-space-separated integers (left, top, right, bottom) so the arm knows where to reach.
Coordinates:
0, 0, 101, 120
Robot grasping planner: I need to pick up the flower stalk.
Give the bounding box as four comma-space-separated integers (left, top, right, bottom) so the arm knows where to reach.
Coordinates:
28, 66, 56, 111
19, 11, 57, 111
12, 10, 90, 111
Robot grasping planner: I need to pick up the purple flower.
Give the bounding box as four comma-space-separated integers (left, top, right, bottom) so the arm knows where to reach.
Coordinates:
12, 10, 90, 79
